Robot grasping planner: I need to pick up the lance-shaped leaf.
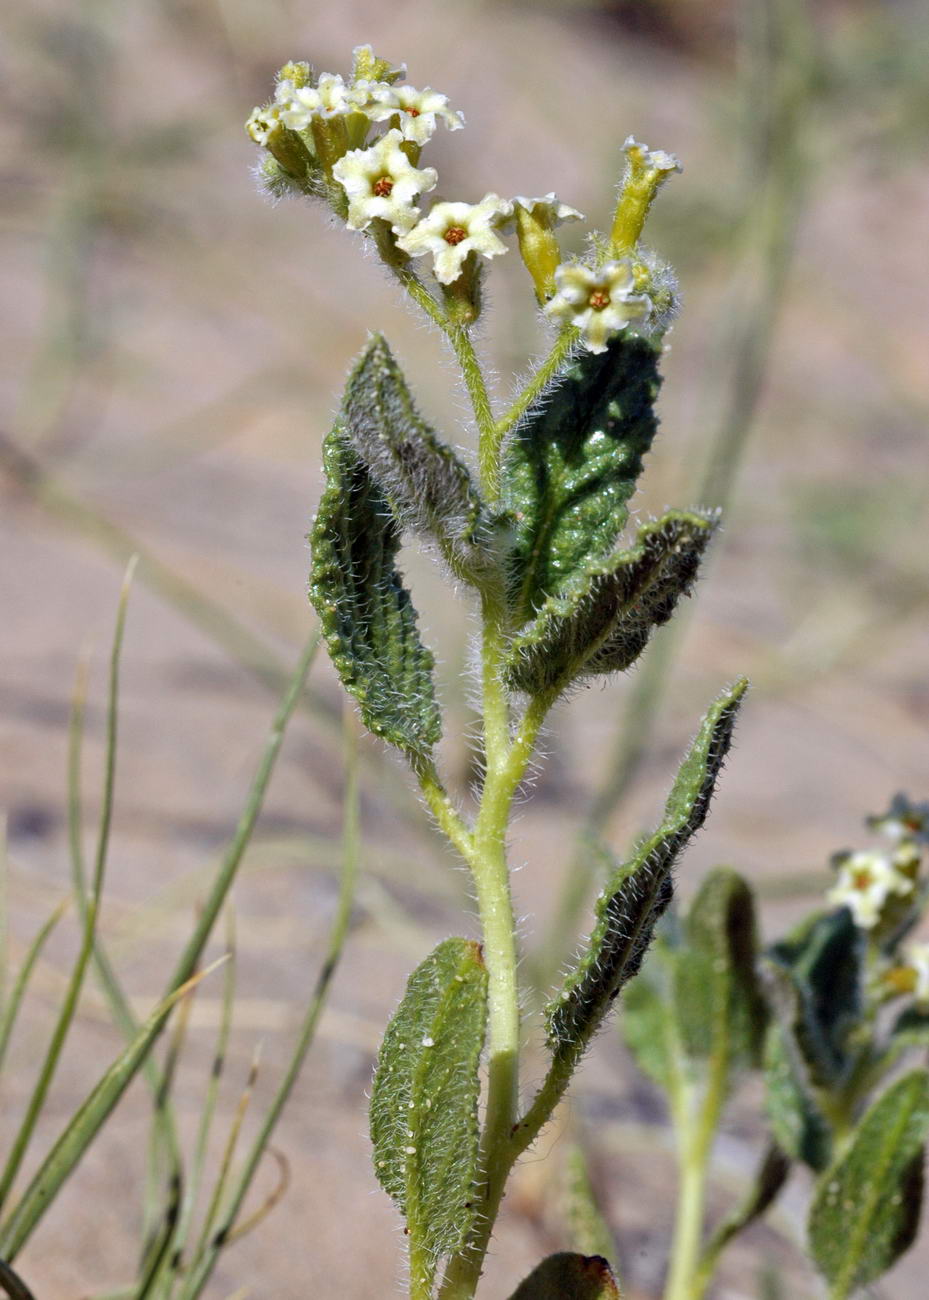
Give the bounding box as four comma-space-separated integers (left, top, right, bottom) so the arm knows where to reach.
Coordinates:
673, 868, 768, 1075
369, 938, 488, 1268
502, 334, 662, 624
507, 1252, 621, 1300
505, 510, 716, 695
807, 1067, 929, 1297
309, 426, 441, 757
763, 1015, 833, 1172
341, 334, 496, 585
546, 679, 747, 1065
698, 1142, 791, 1281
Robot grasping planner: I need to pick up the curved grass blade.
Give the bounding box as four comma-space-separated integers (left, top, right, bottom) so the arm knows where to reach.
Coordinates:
0, 898, 69, 1075
0, 560, 135, 1214
310, 425, 441, 758
808, 1067, 929, 1298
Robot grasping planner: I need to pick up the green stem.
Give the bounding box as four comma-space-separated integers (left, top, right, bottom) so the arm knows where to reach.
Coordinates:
490, 328, 577, 458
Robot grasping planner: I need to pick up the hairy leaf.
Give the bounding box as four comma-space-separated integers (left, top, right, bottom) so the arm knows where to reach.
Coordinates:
763, 1017, 833, 1172
341, 334, 495, 584
507, 1252, 621, 1300
369, 938, 488, 1264
309, 426, 440, 757
808, 1068, 929, 1297
767, 909, 864, 1089
505, 510, 716, 694
502, 334, 662, 624
546, 679, 747, 1065
674, 868, 767, 1074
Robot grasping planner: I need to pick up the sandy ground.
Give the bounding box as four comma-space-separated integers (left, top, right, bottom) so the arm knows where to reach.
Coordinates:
2, 1, 928, 1296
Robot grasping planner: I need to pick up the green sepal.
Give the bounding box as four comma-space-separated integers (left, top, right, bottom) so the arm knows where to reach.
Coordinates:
309, 425, 441, 757
807, 1067, 929, 1297
502, 334, 662, 624
504, 510, 717, 695
507, 1252, 621, 1300
340, 334, 496, 586
546, 679, 747, 1066
369, 938, 488, 1265
673, 868, 768, 1075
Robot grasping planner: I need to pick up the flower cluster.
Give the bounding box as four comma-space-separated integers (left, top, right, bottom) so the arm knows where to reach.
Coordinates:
245, 47, 681, 352
827, 796, 926, 932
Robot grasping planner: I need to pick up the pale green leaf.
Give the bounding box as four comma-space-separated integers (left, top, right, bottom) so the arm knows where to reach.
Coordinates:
808, 1067, 929, 1297
546, 679, 747, 1067
309, 426, 440, 757
370, 938, 488, 1268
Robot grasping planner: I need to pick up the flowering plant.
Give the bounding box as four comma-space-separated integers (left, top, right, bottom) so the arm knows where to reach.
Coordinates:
243, 46, 929, 1300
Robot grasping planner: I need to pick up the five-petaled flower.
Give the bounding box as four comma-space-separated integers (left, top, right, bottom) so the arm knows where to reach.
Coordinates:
545, 260, 651, 352
333, 130, 438, 234
623, 136, 683, 176
368, 84, 465, 145
827, 849, 915, 929
396, 194, 513, 283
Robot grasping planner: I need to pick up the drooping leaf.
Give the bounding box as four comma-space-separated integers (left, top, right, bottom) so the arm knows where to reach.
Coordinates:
767, 908, 865, 1090
546, 679, 747, 1067
505, 510, 716, 695
369, 938, 488, 1268
502, 334, 662, 624
341, 334, 496, 585
309, 426, 440, 757
807, 1067, 929, 1297
673, 868, 767, 1075
507, 1252, 621, 1300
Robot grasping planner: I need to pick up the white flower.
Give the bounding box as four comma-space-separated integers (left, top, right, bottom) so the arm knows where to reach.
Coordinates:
905, 942, 929, 1006
396, 194, 513, 284
545, 260, 652, 353
623, 136, 683, 175
511, 193, 584, 226
276, 73, 354, 129
246, 104, 281, 146
368, 84, 465, 145
827, 850, 915, 928
333, 130, 437, 234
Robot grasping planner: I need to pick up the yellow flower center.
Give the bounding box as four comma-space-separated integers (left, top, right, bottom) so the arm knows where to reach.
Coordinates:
444, 226, 468, 245
588, 290, 610, 311
852, 867, 874, 891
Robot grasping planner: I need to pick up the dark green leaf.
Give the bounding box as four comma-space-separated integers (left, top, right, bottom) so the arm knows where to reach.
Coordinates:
767, 909, 865, 1089
546, 679, 747, 1067
341, 334, 496, 585
309, 426, 441, 757
808, 1068, 929, 1297
763, 1018, 833, 1171
369, 938, 488, 1265
502, 335, 662, 624
507, 1252, 621, 1300
699, 1142, 791, 1275
505, 510, 716, 695
674, 868, 767, 1074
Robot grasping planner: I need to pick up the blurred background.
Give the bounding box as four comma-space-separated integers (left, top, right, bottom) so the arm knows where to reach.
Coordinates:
1, 0, 928, 1295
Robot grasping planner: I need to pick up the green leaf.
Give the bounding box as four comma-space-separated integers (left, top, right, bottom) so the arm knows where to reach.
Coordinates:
309, 425, 441, 757
767, 909, 865, 1090
507, 1252, 621, 1300
564, 1145, 617, 1266
369, 938, 488, 1270
622, 942, 677, 1093
341, 334, 496, 585
546, 679, 747, 1067
505, 510, 716, 695
808, 1067, 929, 1297
502, 334, 662, 624
763, 1018, 833, 1171
673, 868, 767, 1074
697, 1142, 791, 1283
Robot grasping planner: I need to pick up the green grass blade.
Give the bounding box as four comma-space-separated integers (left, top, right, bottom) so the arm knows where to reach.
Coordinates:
0, 961, 223, 1261
0, 560, 135, 1214
0, 1260, 37, 1300
174, 706, 361, 1300
0, 898, 70, 1075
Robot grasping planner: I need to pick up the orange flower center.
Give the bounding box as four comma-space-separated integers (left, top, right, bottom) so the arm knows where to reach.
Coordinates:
588, 290, 610, 310
852, 867, 874, 891
373, 176, 394, 197
406, 107, 421, 117
444, 226, 468, 245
